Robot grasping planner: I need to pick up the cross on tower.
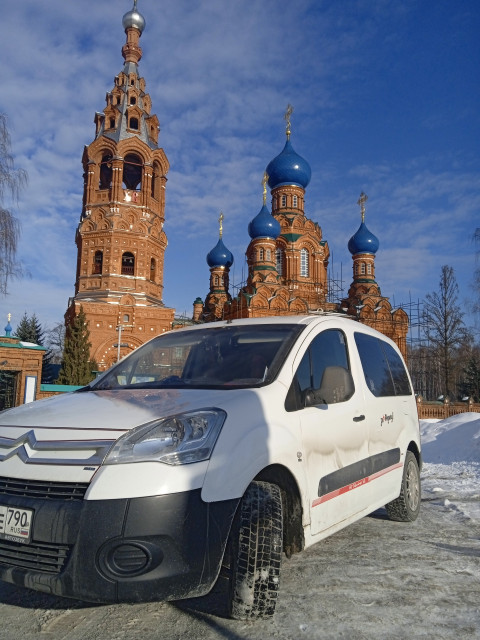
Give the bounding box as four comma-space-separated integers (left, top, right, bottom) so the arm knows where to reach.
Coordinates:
218, 212, 224, 238
262, 172, 268, 205
357, 191, 368, 222
284, 104, 293, 139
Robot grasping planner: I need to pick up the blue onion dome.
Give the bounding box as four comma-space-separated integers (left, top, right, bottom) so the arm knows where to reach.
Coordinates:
206, 238, 233, 268
122, 1, 146, 33
348, 222, 379, 255
266, 139, 311, 190
248, 204, 281, 240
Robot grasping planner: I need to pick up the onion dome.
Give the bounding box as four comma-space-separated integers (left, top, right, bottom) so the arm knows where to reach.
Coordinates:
4, 315, 12, 337
348, 222, 379, 255
206, 238, 233, 268
266, 139, 311, 190
248, 204, 281, 240
122, 1, 146, 33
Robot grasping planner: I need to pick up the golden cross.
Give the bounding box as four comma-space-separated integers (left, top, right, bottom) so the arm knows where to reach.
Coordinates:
262, 172, 268, 205
284, 104, 293, 139
357, 192, 368, 223
218, 212, 224, 238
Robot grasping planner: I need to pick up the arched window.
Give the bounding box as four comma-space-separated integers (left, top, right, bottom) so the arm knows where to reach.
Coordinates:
93, 250, 103, 274
300, 248, 309, 277
150, 257, 156, 281
123, 154, 142, 191
266, 249, 271, 261
354, 263, 359, 275
123, 314, 130, 323
276, 248, 284, 275
121, 252, 135, 275
99, 153, 113, 189
367, 263, 372, 275
281, 195, 287, 207
151, 162, 161, 199
258, 248, 264, 261
361, 263, 366, 275
293, 195, 298, 207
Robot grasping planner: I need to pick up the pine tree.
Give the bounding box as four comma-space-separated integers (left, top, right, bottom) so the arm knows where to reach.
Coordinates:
15, 312, 36, 342
57, 307, 95, 385
461, 356, 480, 402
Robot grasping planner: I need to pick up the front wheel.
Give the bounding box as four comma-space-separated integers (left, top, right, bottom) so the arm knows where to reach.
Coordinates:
225, 481, 283, 619
386, 450, 421, 522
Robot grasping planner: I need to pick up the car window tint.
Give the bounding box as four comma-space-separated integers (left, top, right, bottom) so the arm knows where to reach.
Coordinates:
354, 332, 403, 397
287, 329, 351, 409
383, 342, 412, 395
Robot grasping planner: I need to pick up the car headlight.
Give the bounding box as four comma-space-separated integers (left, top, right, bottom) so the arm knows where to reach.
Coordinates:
104, 408, 226, 466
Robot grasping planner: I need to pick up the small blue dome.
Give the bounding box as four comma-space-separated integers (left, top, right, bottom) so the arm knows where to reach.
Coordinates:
266, 139, 311, 190
206, 238, 233, 268
248, 204, 281, 240
348, 222, 379, 255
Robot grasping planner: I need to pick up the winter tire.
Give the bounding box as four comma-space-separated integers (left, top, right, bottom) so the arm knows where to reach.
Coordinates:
386, 450, 421, 522
226, 481, 283, 619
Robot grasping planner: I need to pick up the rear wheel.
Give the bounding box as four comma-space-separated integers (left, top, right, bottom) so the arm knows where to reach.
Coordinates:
386, 450, 421, 522
225, 481, 283, 619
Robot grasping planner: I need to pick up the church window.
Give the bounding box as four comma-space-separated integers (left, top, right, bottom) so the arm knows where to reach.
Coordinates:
355, 263, 359, 275
123, 154, 142, 191
214, 275, 219, 286
129, 117, 139, 130
258, 248, 264, 261
109, 117, 115, 129
281, 195, 287, 207
361, 263, 366, 275
151, 162, 161, 199
123, 314, 130, 322
130, 96, 136, 105
276, 248, 284, 275
300, 248, 309, 277
293, 195, 298, 207
266, 249, 271, 261
121, 252, 135, 275
99, 153, 113, 189
367, 263, 372, 275
93, 250, 103, 274
150, 257, 156, 281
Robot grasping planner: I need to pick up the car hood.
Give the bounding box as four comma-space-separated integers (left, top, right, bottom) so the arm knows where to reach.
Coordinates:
0, 387, 238, 432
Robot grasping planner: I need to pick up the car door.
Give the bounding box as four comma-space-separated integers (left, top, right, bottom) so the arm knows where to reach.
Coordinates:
287, 328, 370, 536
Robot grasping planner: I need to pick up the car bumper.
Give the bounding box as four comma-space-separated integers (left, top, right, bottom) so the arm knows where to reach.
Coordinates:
0, 489, 238, 603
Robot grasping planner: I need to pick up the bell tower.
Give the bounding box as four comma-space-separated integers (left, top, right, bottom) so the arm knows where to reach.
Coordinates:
65, 1, 175, 370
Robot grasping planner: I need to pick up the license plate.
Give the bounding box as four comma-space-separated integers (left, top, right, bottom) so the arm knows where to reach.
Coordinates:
0, 505, 33, 544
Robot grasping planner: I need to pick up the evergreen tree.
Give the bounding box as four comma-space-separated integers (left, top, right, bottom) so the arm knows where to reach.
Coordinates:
460, 355, 480, 402
15, 312, 35, 342
57, 307, 95, 385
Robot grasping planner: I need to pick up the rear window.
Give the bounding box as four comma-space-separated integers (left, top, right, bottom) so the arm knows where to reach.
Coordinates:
354, 332, 412, 397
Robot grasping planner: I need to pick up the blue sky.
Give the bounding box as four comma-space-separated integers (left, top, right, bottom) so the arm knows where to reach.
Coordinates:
0, 0, 479, 338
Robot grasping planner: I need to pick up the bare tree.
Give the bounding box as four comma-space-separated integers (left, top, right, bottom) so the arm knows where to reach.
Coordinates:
0, 114, 27, 295
422, 265, 468, 398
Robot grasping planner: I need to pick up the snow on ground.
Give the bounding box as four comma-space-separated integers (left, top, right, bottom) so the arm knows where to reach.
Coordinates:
420, 412, 480, 523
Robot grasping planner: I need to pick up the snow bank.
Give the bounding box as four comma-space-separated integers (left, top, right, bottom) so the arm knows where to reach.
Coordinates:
420, 413, 480, 523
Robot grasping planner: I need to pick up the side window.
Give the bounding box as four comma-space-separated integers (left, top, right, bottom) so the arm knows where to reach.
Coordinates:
354, 333, 411, 397
383, 342, 412, 395
286, 329, 353, 410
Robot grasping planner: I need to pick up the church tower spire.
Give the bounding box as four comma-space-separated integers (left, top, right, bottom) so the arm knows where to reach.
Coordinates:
65, 1, 175, 370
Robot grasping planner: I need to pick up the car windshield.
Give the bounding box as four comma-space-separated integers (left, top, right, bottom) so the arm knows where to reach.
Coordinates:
91, 323, 304, 390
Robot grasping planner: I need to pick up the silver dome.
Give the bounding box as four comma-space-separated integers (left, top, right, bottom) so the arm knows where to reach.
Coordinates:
122, 1, 145, 33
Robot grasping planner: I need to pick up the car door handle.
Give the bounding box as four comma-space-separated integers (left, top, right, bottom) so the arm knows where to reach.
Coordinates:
353, 415, 365, 422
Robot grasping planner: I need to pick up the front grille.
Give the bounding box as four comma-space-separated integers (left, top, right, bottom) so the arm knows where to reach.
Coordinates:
0, 476, 88, 501
0, 539, 71, 574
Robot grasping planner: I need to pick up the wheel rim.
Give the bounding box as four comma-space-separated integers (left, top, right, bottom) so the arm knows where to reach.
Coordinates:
405, 460, 420, 511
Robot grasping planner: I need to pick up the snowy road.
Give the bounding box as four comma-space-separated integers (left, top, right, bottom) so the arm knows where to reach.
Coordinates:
0, 416, 478, 639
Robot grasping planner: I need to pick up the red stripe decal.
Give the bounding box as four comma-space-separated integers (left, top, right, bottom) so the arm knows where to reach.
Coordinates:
311, 461, 403, 508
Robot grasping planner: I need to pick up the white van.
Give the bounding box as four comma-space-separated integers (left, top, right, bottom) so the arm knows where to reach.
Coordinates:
0, 315, 421, 618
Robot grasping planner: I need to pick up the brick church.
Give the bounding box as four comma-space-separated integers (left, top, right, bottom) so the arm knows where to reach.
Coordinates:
65, 1, 408, 368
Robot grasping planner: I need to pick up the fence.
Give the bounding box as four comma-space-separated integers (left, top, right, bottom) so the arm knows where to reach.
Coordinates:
416, 396, 480, 420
